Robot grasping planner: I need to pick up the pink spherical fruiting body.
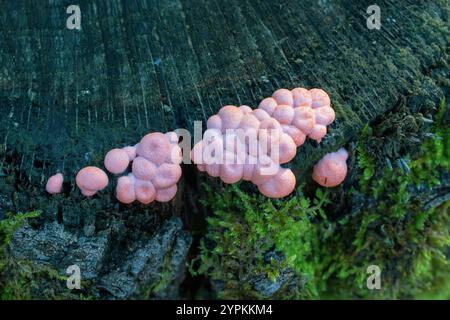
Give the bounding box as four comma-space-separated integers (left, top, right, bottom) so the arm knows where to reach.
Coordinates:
137, 132, 171, 165
312, 148, 348, 187
104, 148, 130, 174
46, 173, 64, 194
76, 166, 109, 196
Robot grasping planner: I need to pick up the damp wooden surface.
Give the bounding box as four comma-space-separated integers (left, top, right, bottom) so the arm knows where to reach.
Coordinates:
0, 0, 448, 201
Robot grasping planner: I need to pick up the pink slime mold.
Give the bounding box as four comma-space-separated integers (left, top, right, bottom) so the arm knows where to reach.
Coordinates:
76, 166, 109, 196
191, 87, 336, 198
45, 173, 64, 194
312, 148, 348, 187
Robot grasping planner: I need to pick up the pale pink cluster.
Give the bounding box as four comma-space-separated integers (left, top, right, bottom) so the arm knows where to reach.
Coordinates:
259, 88, 335, 145
312, 148, 348, 187
110, 132, 182, 204
191, 88, 336, 198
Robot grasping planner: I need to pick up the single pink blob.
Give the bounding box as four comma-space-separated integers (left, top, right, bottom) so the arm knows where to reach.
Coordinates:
46, 173, 64, 194
292, 107, 315, 134
239, 114, 260, 131
123, 146, 137, 161
281, 125, 306, 147
218, 105, 243, 130
239, 105, 253, 114
206, 163, 221, 177
312, 148, 348, 187
272, 89, 294, 106
137, 132, 171, 165
309, 88, 331, 108
308, 124, 327, 143
275, 133, 297, 164
258, 97, 277, 115
314, 106, 336, 126
258, 168, 296, 198
242, 162, 256, 181
156, 185, 178, 202
167, 144, 183, 164
251, 156, 279, 186
76, 166, 109, 196
165, 132, 179, 144
104, 148, 130, 174
152, 163, 182, 189
220, 163, 244, 184
207, 115, 223, 131
272, 105, 294, 124
252, 109, 271, 121
292, 88, 312, 108
135, 179, 156, 204
132, 156, 157, 180
116, 174, 136, 204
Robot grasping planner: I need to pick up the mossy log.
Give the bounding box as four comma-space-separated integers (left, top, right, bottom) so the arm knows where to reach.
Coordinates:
0, 0, 448, 299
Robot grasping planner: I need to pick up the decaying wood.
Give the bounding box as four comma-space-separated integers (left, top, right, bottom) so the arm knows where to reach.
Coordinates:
0, 0, 448, 298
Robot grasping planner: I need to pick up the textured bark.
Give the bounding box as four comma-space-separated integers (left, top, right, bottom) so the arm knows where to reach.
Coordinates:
0, 0, 448, 299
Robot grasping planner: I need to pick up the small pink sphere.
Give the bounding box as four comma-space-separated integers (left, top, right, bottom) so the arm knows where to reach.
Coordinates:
167, 144, 183, 164
45, 173, 64, 194
292, 107, 315, 134
123, 146, 137, 161
76, 166, 109, 196
220, 163, 244, 184
218, 105, 243, 130
252, 109, 271, 121
281, 125, 306, 147
207, 115, 223, 131
156, 185, 178, 202
258, 97, 277, 115
251, 156, 279, 186
132, 156, 157, 180
137, 132, 171, 165
272, 105, 295, 124
272, 89, 294, 106
206, 163, 221, 177
292, 88, 312, 108
239, 105, 253, 114
275, 133, 297, 164
309, 88, 331, 108
239, 114, 260, 132
104, 148, 130, 174
242, 162, 256, 181
165, 132, 179, 144
135, 179, 156, 204
314, 106, 336, 126
116, 174, 136, 204
152, 163, 182, 189
308, 124, 327, 143
258, 168, 296, 198
312, 148, 348, 187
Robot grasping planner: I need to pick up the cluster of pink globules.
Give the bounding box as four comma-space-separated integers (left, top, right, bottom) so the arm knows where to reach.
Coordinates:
104, 132, 182, 204
46, 87, 346, 201
190, 87, 336, 198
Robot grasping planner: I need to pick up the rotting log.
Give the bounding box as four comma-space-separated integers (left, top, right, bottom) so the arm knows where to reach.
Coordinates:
0, 0, 448, 299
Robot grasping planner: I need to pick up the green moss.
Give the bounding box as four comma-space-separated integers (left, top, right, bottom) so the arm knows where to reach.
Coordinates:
190, 184, 329, 299
0, 210, 91, 300
319, 99, 449, 299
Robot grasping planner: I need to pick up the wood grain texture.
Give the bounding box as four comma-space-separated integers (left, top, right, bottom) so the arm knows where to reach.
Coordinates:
0, 0, 448, 210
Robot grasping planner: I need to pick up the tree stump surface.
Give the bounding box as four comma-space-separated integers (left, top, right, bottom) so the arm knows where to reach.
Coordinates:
0, 0, 448, 299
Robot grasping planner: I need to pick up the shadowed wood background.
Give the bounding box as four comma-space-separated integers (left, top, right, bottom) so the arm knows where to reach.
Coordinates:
0, 0, 448, 298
